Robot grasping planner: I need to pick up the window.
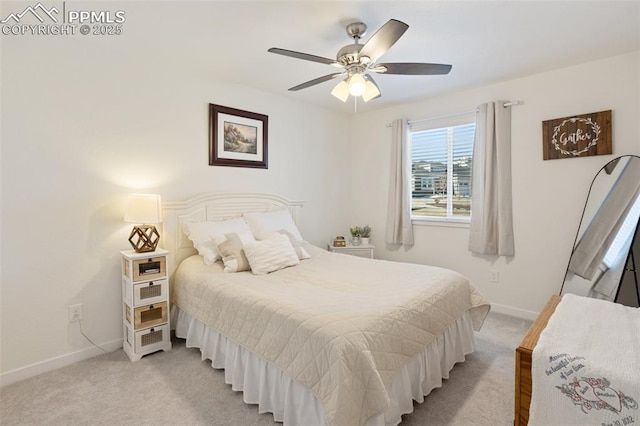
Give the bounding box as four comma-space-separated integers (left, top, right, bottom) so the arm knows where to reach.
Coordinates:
410, 113, 475, 222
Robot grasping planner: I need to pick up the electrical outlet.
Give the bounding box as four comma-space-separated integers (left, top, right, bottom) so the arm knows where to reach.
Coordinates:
490, 270, 499, 283
68, 304, 83, 322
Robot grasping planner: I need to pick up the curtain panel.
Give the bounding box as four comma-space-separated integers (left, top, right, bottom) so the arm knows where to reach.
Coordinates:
385, 119, 414, 245
468, 101, 515, 256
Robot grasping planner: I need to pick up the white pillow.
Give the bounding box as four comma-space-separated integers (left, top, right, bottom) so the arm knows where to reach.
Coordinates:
263, 230, 311, 260
183, 218, 254, 265
217, 233, 251, 273
243, 209, 304, 242
243, 234, 300, 275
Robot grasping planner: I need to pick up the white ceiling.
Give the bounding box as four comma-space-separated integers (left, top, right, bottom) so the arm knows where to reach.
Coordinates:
124, 1, 640, 114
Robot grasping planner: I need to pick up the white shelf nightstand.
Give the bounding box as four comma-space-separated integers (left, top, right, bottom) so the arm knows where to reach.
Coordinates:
327, 243, 375, 259
121, 248, 172, 361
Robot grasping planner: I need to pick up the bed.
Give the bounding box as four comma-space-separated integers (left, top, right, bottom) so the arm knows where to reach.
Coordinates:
163, 192, 490, 426
514, 295, 562, 425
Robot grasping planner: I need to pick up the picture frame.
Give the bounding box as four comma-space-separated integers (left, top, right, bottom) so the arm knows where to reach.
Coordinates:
209, 104, 268, 169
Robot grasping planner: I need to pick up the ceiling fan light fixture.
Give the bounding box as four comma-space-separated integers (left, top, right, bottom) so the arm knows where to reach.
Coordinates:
362, 78, 381, 102
348, 73, 366, 96
331, 79, 350, 102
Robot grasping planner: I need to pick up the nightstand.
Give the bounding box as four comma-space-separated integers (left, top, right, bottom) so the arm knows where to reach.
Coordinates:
328, 244, 375, 259
121, 248, 172, 361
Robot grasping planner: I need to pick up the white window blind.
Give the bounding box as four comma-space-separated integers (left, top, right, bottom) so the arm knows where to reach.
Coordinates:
410, 113, 475, 221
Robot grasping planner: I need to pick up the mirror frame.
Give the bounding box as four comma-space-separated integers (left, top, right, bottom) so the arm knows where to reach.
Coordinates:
560, 154, 640, 304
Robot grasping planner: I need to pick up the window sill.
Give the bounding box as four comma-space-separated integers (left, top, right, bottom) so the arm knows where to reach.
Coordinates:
411, 217, 470, 229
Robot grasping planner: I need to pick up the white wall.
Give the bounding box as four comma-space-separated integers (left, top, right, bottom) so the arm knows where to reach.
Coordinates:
0, 33, 351, 382
349, 51, 640, 319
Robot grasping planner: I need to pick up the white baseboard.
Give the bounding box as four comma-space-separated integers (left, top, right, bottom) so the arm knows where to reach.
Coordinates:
1, 303, 538, 387
490, 302, 539, 321
0, 338, 123, 387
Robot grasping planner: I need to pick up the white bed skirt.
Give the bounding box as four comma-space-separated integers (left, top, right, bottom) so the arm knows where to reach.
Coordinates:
173, 307, 476, 426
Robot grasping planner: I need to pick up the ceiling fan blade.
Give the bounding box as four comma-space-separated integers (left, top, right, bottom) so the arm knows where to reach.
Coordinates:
289, 73, 344, 91
268, 48, 341, 67
359, 19, 409, 62
372, 63, 452, 75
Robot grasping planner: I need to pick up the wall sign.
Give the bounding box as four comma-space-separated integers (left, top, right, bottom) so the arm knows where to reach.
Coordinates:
542, 110, 612, 160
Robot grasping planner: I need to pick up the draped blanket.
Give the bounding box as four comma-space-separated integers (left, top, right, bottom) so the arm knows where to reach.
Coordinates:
173, 245, 490, 426
530, 294, 640, 425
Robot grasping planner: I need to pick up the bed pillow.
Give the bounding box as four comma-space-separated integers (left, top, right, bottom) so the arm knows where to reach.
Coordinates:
183, 218, 254, 265
263, 230, 311, 260
243, 233, 300, 275
217, 233, 251, 273
243, 209, 304, 242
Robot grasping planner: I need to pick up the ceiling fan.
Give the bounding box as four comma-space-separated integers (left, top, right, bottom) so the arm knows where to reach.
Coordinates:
268, 19, 452, 103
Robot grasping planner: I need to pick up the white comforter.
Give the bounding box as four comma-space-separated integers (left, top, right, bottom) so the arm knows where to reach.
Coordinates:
530, 294, 640, 425
173, 244, 490, 426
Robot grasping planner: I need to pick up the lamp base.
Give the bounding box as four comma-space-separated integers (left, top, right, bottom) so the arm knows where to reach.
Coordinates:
128, 225, 160, 253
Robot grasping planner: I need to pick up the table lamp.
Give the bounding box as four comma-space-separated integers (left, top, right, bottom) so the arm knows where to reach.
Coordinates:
124, 194, 162, 252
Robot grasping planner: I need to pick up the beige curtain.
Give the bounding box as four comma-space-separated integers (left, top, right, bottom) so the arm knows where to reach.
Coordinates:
385, 119, 414, 245
468, 101, 514, 255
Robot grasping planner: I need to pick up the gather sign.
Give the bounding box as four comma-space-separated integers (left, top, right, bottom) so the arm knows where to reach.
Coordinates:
542, 110, 612, 160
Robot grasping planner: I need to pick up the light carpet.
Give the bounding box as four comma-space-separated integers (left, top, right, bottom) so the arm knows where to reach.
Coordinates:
0, 311, 532, 425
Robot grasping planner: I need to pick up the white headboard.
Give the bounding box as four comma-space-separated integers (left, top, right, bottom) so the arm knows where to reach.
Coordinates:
162, 192, 305, 280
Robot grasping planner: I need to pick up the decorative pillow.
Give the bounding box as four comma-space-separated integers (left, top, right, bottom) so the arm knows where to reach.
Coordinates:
243, 209, 304, 242
217, 233, 251, 273
183, 218, 254, 265
263, 230, 311, 260
243, 234, 300, 275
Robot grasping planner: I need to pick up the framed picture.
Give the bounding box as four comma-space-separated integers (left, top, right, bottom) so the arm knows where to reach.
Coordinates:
209, 104, 268, 169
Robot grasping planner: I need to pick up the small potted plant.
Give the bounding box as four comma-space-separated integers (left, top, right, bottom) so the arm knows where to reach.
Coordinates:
349, 226, 362, 246
360, 225, 371, 245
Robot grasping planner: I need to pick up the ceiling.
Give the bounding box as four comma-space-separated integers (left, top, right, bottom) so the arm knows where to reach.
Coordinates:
124, 1, 640, 114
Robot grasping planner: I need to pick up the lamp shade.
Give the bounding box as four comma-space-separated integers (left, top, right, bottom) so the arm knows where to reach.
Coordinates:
124, 194, 162, 224
331, 79, 350, 102
362, 78, 381, 102
348, 73, 366, 96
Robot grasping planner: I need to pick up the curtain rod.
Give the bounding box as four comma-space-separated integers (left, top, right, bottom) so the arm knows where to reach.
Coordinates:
385, 100, 522, 128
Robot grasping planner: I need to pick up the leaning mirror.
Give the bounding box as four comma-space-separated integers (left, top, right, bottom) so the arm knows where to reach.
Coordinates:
560, 155, 640, 307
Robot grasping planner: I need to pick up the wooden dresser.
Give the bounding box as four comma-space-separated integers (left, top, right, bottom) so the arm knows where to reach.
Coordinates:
514, 294, 562, 426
